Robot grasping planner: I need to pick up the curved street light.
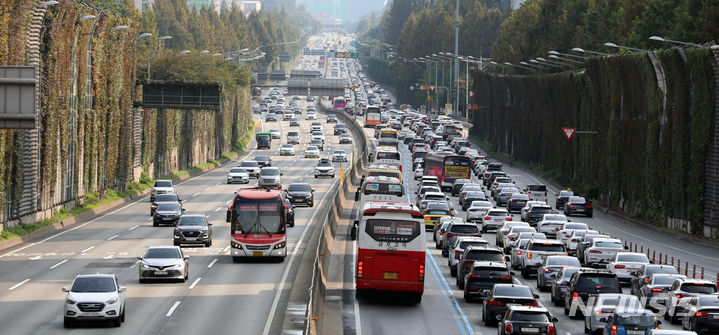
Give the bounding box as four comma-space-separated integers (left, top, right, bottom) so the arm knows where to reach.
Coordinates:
43, 14, 96, 29
571, 47, 608, 56
2, 1, 58, 15
649, 36, 705, 48
604, 42, 650, 53
549, 54, 583, 64
548, 50, 585, 60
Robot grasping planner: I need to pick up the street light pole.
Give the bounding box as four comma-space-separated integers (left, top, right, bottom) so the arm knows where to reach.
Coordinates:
454, 0, 460, 116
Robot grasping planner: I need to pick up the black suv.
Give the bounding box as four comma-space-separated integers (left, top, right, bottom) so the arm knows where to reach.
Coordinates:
463, 261, 514, 302
498, 306, 558, 335
563, 269, 621, 318
482, 284, 539, 326
333, 124, 347, 135
456, 246, 506, 289
173, 214, 212, 247
285, 183, 314, 207
629, 264, 679, 296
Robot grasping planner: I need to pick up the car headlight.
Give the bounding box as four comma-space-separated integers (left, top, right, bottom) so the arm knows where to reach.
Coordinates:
106, 296, 118, 305
286, 194, 293, 198
65, 298, 76, 305
273, 241, 286, 249
168, 263, 182, 269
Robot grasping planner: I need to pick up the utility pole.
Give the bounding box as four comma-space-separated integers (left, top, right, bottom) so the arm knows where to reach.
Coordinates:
454, 0, 460, 116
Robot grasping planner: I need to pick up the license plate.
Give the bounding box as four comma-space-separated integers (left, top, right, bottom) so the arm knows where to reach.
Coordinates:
521, 328, 539, 333
253, 251, 263, 257
551, 229, 559, 233
163, 218, 173, 221
713, 314, 719, 319
84, 312, 103, 317
154, 271, 167, 275
627, 331, 643, 335
507, 303, 520, 307
576, 208, 585, 212
383, 272, 398, 280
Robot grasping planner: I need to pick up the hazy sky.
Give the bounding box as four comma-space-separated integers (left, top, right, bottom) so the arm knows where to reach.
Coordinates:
296, 0, 388, 23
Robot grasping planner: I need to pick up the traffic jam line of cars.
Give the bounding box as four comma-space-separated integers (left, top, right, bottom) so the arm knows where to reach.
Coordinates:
349, 105, 718, 335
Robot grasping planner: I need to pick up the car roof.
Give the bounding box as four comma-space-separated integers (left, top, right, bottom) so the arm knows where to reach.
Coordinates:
507, 305, 549, 313
148, 245, 180, 250
529, 239, 563, 244
75, 273, 115, 279
180, 214, 205, 218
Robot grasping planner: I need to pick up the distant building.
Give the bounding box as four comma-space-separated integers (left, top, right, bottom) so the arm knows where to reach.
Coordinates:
133, 0, 154, 11
209, 0, 261, 15
187, 0, 213, 9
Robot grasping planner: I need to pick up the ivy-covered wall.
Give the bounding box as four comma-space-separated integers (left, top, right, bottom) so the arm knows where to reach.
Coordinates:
471, 48, 716, 235
1, 0, 252, 224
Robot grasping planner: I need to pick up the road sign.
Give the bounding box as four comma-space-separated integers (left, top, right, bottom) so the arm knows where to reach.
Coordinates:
445, 103, 452, 111
562, 128, 576, 141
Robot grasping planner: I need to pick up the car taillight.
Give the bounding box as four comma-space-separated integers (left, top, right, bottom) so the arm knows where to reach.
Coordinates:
586, 205, 592, 208
651, 288, 664, 293
610, 325, 618, 335
524, 301, 537, 306
469, 273, 482, 279
644, 277, 649, 283
487, 300, 504, 306
614, 264, 626, 269
696, 311, 709, 317
505, 323, 513, 334
500, 275, 512, 280
676, 293, 688, 298
526, 252, 532, 259
439, 231, 444, 235
569, 204, 576, 207
485, 216, 492, 220
562, 231, 568, 235
357, 260, 363, 278
548, 324, 555, 335
455, 250, 464, 255
589, 249, 601, 253
544, 268, 551, 273
516, 250, 523, 255
419, 263, 425, 281
506, 217, 512, 221
447, 233, 456, 238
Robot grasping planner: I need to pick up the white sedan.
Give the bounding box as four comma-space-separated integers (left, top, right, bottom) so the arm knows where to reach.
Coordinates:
606, 252, 650, 282
280, 144, 295, 156
414, 167, 423, 180
466, 201, 493, 222
332, 150, 348, 162
304, 146, 320, 158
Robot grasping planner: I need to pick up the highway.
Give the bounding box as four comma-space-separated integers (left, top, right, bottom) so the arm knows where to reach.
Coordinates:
0, 66, 355, 334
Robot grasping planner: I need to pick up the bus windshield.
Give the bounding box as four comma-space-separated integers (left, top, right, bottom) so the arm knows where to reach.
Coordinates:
232, 197, 285, 235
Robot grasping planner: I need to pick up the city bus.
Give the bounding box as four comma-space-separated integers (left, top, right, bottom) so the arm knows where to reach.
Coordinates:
252, 87, 262, 98
351, 202, 425, 303
226, 188, 288, 262
364, 106, 381, 128
423, 151, 472, 191
377, 128, 399, 149
333, 97, 347, 112
354, 176, 405, 205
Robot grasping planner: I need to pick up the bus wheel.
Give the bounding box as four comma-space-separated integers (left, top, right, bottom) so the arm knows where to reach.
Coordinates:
412, 293, 422, 304
277, 256, 286, 262
232, 257, 240, 263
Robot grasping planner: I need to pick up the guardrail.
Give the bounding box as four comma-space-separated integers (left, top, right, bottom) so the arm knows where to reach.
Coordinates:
304, 100, 368, 334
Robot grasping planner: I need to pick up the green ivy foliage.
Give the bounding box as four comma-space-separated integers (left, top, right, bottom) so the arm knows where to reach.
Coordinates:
471, 48, 715, 233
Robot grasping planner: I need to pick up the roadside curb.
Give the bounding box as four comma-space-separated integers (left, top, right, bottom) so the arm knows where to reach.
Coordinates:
0, 149, 246, 255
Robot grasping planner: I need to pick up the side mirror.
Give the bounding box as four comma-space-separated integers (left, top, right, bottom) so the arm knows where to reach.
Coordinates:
624, 245, 629, 250
549, 273, 557, 278
534, 293, 540, 298
656, 320, 662, 325
181, 208, 186, 213
119, 286, 127, 293
183, 256, 190, 260
510, 272, 516, 276
650, 260, 654, 264
62, 287, 69, 292
495, 315, 502, 321
207, 222, 213, 226
551, 317, 559, 323
599, 317, 607, 323
280, 173, 284, 176
505, 255, 511, 262
350, 221, 359, 240
226, 210, 232, 222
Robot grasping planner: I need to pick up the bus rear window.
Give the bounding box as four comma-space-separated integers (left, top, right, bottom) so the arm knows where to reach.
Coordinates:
364, 183, 403, 196
365, 219, 420, 242
445, 157, 471, 166
376, 152, 400, 160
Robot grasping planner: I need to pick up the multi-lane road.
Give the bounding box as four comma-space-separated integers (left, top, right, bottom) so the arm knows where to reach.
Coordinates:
0, 81, 356, 334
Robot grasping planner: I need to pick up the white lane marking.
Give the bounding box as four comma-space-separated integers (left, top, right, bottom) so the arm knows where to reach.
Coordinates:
262, 176, 341, 335
352, 239, 362, 335
166, 301, 181, 317
8, 279, 30, 291
204, 187, 211, 191
192, 192, 200, 197
103, 254, 114, 260
147, 217, 153, 221
207, 259, 218, 269
80, 246, 95, 253
222, 245, 230, 253
129, 260, 140, 268
49, 259, 68, 269
189, 277, 201, 290
29, 255, 41, 260
129, 224, 139, 231
214, 207, 222, 212
107, 234, 119, 241
225, 199, 232, 204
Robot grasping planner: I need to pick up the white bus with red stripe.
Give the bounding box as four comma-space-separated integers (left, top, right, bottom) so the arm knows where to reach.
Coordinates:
351, 202, 426, 303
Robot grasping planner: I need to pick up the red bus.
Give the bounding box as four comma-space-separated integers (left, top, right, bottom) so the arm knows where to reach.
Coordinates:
423, 152, 472, 191
226, 188, 288, 262
364, 106, 381, 128
351, 202, 425, 303
252, 87, 261, 98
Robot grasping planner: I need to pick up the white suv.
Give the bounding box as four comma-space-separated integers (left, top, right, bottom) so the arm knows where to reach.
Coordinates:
151, 180, 175, 201
63, 274, 126, 328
